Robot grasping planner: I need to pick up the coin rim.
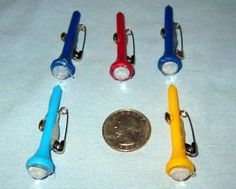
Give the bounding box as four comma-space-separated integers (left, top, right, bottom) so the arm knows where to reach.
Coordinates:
102, 109, 152, 152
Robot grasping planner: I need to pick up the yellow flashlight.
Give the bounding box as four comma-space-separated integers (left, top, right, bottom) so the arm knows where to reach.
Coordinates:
165, 85, 198, 181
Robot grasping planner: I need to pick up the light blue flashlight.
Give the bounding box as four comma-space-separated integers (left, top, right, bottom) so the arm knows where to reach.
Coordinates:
158, 5, 184, 75
26, 85, 69, 179
50, 11, 86, 80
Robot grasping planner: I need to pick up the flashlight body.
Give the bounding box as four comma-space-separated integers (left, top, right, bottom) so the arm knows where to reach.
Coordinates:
50, 11, 81, 79
26, 85, 62, 177
116, 12, 128, 63
164, 6, 177, 55
166, 85, 195, 178
109, 12, 134, 81
158, 6, 182, 75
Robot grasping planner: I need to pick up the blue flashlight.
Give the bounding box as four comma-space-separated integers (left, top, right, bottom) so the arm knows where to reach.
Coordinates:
26, 85, 63, 179
158, 5, 184, 75
50, 11, 86, 80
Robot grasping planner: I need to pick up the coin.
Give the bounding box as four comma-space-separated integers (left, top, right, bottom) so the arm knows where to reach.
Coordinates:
102, 109, 151, 152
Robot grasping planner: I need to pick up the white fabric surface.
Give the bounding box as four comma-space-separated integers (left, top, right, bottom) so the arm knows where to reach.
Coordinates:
0, 0, 235, 188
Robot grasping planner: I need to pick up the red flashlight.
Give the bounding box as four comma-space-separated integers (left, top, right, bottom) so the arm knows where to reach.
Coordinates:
109, 12, 135, 81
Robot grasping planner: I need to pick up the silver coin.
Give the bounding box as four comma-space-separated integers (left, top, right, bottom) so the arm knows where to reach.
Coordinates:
102, 109, 151, 152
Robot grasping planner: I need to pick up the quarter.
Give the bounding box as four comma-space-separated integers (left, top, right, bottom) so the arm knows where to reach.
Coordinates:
102, 109, 151, 152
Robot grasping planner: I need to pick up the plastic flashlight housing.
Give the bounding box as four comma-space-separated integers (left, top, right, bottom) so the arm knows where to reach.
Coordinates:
166, 85, 195, 181
109, 12, 135, 81
158, 6, 182, 75
50, 11, 81, 80
26, 85, 62, 179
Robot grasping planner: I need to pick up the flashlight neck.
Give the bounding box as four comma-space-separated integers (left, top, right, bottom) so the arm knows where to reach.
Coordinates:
169, 118, 186, 156
164, 6, 177, 56
60, 11, 80, 61
38, 86, 62, 155
116, 12, 128, 62
168, 85, 186, 155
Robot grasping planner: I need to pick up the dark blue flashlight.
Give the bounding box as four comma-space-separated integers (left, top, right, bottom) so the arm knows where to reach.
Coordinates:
158, 6, 184, 75
50, 11, 86, 80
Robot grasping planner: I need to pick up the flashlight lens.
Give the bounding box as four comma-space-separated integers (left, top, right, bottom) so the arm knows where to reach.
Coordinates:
52, 65, 69, 80
170, 167, 191, 181
162, 61, 178, 75
27, 166, 50, 180
113, 67, 130, 81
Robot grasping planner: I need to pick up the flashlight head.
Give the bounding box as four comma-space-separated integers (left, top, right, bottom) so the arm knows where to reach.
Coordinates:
26, 152, 55, 179
27, 166, 52, 180
158, 54, 182, 75
110, 61, 135, 81
50, 58, 75, 80
169, 167, 191, 181
166, 156, 195, 181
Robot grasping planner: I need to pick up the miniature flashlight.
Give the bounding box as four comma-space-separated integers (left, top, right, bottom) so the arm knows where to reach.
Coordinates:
165, 85, 198, 181
110, 12, 135, 81
158, 6, 184, 75
26, 85, 69, 179
50, 11, 86, 80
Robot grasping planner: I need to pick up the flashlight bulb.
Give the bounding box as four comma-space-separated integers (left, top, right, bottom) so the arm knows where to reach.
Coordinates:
52, 65, 69, 80
169, 167, 191, 181
162, 61, 178, 75
113, 66, 130, 81
27, 166, 51, 180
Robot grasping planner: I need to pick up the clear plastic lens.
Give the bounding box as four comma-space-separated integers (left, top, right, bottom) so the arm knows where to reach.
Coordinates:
27, 166, 50, 180
162, 61, 178, 75
52, 65, 69, 80
170, 167, 191, 181
113, 67, 130, 81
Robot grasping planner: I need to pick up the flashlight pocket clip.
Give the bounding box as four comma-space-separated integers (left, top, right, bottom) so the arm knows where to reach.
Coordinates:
160, 22, 184, 59
113, 28, 135, 65
61, 24, 87, 61
38, 107, 69, 154
165, 110, 198, 157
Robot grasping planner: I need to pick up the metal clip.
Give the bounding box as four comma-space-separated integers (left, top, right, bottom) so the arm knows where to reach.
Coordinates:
113, 28, 135, 64
38, 107, 69, 154
61, 24, 87, 61
164, 110, 198, 157
180, 110, 198, 157
174, 22, 184, 59
160, 22, 184, 59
